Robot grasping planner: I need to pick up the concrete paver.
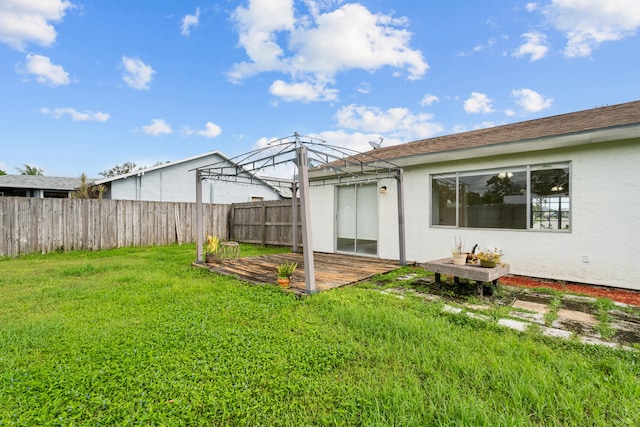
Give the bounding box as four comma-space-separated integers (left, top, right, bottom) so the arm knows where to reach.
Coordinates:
557, 309, 598, 325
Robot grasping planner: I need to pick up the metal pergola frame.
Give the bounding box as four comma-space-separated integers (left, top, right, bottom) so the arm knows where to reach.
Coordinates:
193, 132, 406, 294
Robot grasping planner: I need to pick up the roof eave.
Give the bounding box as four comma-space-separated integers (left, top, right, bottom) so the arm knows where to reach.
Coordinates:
386, 123, 640, 169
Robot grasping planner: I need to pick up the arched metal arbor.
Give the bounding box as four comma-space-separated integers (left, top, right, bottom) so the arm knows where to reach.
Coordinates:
194, 133, 406, 294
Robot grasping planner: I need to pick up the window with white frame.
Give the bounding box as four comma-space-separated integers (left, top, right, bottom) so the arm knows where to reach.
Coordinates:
431, 163, 570, 231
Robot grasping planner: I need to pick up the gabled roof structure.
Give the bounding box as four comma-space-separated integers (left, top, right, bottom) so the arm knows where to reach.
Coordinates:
96, 150, 289, 199
316, 100, 640, 171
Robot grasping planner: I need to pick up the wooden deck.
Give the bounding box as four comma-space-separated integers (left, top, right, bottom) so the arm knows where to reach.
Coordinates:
195, 252, 401, 292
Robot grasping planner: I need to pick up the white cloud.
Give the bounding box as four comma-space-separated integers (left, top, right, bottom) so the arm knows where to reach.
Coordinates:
181, 7, 200, 36
544, 0, 640, 57
290, 4, 427, 79
185, 121, 222, 138
24, 54, 70, 86
122, 56, 155, 90
526, 3, 538, 12
511, 88, 553, 112
420, 94, 439, 106
0, 0, 73, 51
269, 80, 338, 102
356, 82, 370, 94
472, 38, 497, 53
513, 32, 549, 61
229, 0, 295, 81
40, 107, 109, 122
229, 1, 427, 101
142, 119, 172, 135
335, 104, 444, 140
464, 92, 494, 114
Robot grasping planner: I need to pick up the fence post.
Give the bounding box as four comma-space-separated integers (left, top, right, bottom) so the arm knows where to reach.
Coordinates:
260, 204, 266, 246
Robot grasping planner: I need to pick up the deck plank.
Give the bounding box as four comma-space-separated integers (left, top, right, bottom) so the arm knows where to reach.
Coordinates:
196, 252, 401, 292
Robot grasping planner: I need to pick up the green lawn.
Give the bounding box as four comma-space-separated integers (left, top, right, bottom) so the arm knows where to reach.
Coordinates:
1, 244, 638, 426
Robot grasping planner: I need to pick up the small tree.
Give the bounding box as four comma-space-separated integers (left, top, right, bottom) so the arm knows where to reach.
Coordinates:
99, 162, 138, 178
0, 169, 6, 176
99, 161, 169, 178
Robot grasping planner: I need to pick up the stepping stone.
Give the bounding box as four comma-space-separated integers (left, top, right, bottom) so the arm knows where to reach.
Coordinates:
466, 304, 491, 311
557, 309, 598, 325
380, 290, 405, 299
580, 336, 619, 348
512, 300, 549, 314
510, 310, 545, 325
498, 318, 529, 331
443, 305, 462, 314
415, 292, 440, 301
466, 311, 491, 321
563, 294, 596, 304
541, 327, 573, 339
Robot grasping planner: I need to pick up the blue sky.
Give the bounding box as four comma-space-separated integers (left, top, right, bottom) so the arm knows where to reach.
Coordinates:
1, 0, 639, 177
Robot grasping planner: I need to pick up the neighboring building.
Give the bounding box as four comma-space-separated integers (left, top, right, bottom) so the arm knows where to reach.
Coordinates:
0, 175, 87, 198
96, 151, 284, 203
308, 100, 640, 290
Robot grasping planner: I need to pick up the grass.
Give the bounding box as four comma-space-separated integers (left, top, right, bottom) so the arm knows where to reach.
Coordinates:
544, 296, 562, 327
1, 245, 639, 426
595, 298, 616, 340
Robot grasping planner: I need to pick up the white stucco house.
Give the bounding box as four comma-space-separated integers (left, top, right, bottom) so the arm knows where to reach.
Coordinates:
308, 100, 640, 290
96, 151, 284, 203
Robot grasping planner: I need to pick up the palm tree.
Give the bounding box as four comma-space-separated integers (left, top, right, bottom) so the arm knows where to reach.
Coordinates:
71, 173, 106, 199
16, 164, 44, 175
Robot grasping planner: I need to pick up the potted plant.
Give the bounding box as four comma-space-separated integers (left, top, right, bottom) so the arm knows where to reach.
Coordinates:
476, 249, 504, 268
452, 236, 468, 265
276, 261, 297, 288
205, 234, 220, 263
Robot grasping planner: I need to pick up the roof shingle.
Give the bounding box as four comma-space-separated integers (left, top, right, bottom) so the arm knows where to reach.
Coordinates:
358, 100, 640, 163
0, 175, 90, 190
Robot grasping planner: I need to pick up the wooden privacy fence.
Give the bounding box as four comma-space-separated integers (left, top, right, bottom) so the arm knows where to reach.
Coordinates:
230, 200, 301, 247
0, 197, 230, 257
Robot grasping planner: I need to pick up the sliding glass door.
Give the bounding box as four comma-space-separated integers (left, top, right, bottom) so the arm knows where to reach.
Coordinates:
336, 184, 378, 255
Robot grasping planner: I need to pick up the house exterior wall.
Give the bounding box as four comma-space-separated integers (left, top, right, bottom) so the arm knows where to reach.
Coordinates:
310, 138, 640, 290
309, 184, 335, 251
106, 154, 282, 203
